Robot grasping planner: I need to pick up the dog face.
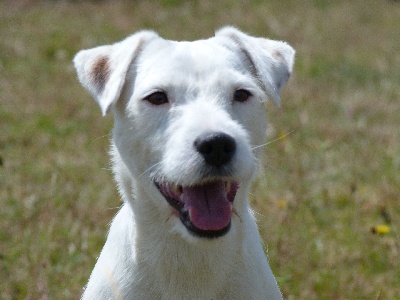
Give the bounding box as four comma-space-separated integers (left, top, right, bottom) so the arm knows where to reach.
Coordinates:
74, 27, 294, 240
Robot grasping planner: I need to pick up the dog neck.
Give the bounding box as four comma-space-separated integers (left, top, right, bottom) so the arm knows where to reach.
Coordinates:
111, 144, 259, 296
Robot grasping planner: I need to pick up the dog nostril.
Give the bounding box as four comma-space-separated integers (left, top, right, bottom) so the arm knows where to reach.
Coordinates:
194, 132, 236, 167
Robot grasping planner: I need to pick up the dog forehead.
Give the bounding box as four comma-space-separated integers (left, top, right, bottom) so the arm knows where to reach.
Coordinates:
137, 38, 239, 80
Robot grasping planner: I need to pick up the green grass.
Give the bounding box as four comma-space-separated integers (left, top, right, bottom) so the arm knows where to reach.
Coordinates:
1, 0, 399, 299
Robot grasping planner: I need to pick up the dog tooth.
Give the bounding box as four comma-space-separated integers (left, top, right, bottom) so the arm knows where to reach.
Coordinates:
171, 184, 182, 196
225, 181, 231, 193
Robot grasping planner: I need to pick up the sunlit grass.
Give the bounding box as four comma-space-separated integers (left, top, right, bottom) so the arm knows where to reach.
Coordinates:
1, 0, 399, 299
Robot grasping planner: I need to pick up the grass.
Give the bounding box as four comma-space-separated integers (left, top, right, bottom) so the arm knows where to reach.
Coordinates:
1, 0, 399, 299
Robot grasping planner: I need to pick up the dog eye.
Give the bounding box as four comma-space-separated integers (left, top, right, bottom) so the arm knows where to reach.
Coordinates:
144, 91, 169, 105
233, 89, 251, 103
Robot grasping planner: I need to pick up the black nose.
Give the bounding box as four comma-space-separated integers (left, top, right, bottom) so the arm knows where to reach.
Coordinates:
194, 132, 236, 167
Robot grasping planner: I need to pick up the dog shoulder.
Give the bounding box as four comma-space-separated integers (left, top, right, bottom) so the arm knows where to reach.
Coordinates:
81, 205, 136, 299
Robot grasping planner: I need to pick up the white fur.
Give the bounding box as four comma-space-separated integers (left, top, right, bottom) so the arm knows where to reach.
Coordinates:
74, 26, 295, 300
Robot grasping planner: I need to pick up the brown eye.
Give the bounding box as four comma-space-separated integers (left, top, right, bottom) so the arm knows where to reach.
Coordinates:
233, 89, 251, 102
144, 91, 168, 105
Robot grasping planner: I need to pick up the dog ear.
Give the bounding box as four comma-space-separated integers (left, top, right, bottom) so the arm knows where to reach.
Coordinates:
73, 30, 158, 116
216, 26, 295, 106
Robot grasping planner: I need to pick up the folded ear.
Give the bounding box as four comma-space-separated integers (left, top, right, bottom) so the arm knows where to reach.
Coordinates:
216, 26, 295, 106
73, 30, 158, 115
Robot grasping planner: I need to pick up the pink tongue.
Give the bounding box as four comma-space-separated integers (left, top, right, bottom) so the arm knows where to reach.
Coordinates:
182, 181, 232, 231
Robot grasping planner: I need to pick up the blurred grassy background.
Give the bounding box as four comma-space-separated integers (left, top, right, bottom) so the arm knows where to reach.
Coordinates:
1, 0, 399, 299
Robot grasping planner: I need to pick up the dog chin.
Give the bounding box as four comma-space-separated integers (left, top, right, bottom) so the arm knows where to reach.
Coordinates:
154, 179, 239, 239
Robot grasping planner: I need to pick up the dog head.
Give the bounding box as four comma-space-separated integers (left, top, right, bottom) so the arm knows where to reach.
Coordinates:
74, 27, 295, 240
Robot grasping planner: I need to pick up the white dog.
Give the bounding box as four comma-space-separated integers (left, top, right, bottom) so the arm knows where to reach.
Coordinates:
74, 26, 294, 300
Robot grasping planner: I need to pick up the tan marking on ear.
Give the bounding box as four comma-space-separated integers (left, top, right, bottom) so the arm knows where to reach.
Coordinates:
272, 50, 283, 60
91, 55, 110, 94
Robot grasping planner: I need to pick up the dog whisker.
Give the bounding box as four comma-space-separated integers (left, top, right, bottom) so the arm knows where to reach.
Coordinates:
251, 130, 295, 150
101, 167, 113, 171
253, 210, 266, 218
107, 205, 123, 210
95, 133, 112, 141
138, 161, 162, 179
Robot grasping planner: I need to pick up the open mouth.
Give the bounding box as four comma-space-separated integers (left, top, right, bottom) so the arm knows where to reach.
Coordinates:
155, 180, 239, 238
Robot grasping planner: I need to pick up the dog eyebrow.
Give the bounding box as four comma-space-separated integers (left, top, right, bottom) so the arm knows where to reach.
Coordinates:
222, 34, 269, 97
